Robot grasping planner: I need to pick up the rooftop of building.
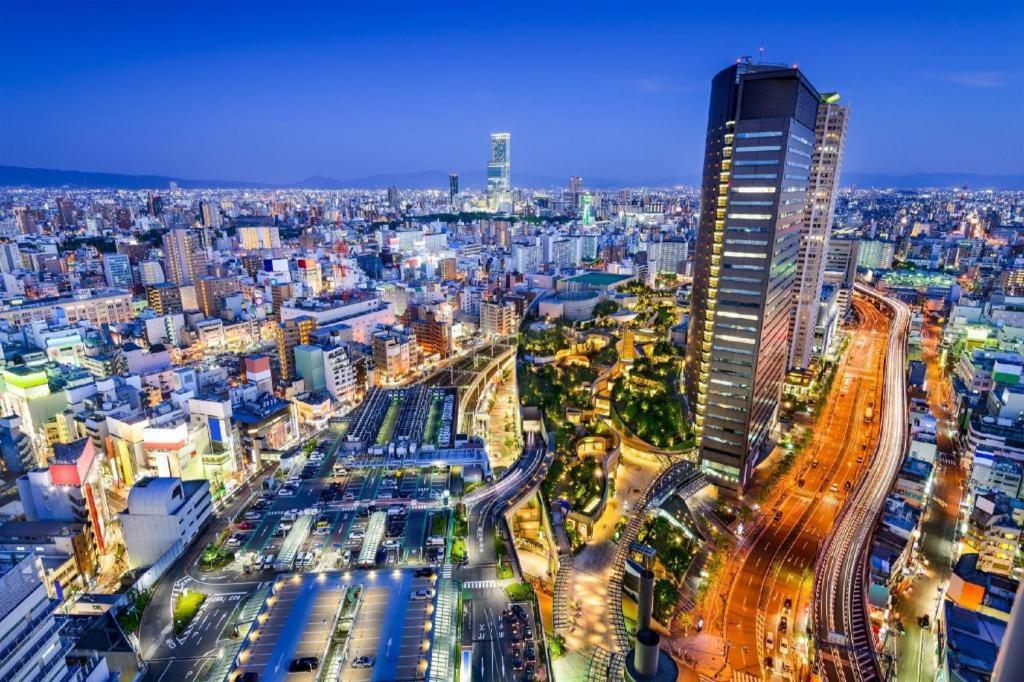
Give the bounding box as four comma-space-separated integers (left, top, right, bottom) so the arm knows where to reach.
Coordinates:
953, 553, 1020, 614
0, 555, 43, 619
943, 599, 1006, 677
126, 477, 207, 515
61, 611, 136, 653
0, 520, 85, 540
563, 271, 632, 287
233, 394, 291, 423
51, 437, 90, 464
0, 288, 131, 311
899, 456, 933, 481
295, 390, 332, 406
284, 289, 378, 310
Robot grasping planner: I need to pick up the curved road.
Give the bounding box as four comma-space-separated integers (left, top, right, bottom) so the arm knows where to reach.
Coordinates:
708, 296, 890, 681
814, 284, 911, 682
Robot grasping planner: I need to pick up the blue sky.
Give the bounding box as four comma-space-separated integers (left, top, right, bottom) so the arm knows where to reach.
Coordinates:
1, 1, 1021, 183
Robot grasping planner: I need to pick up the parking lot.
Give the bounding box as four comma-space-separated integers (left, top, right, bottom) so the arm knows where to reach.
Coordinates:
342, 570, 437, 681
236, 575, 346, 680
218, 431, 443, 565
321, 464, 452, 505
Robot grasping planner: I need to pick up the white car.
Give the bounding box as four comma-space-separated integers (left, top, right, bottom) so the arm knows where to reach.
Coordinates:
349, 531, 365, 541
379, 492, 393, 500
410, 588, 436, 601
383, 539, 400, 549
352, 656, 375, 669
278, 488, 295, 497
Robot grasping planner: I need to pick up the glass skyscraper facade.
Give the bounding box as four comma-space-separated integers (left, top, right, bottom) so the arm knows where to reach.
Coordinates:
487, 132, 511, 210
685, 63, 821, 495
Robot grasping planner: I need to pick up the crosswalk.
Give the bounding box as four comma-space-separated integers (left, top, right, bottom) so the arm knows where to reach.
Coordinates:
461, 579, 500, 590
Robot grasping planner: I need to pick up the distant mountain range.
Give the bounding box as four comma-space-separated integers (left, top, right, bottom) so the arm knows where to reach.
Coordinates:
2, 164, 1022, 191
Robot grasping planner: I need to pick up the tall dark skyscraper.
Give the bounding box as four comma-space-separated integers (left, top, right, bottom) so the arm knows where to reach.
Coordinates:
449, 172, 459, 206
685, 62, 822, 495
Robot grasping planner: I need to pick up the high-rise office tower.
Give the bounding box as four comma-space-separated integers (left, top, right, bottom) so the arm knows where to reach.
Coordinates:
487, 132, 511, 210
449, 173, 459, 206
13, 206, 37, 235
138, 259, 166, 286
0, 242, 21, 273
56, 196, 77, 226
102, 253, 133, 289
162, 228, 207, 285
147, 282, 184, 315
386, 186, 400, 210
200, 200, 222, 228
195, 275, 239, 318
567, 175, 583, 209
685, 62, 821, 495
788, 94, 849, 370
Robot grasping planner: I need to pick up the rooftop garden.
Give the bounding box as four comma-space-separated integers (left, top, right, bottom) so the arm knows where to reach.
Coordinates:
520, 325, 573, 357
611, 344, 692, 449
541, 425, 607, 511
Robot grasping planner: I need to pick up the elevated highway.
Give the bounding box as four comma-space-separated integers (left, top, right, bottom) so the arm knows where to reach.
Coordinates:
814, 283, 911, 682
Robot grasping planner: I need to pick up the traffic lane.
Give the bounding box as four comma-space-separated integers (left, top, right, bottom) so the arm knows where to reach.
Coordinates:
726, 495, 809, 676
146, 590, 248, 678
140, 475, 269, 660
468, 585, 523, 682
466, 506, 497, 566
814, 294, 908, 676
723, 311, 886, 675
145, 654, 211, 682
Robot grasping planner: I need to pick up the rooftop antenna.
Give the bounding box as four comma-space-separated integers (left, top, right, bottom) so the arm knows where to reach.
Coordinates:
758, 44, 766, 64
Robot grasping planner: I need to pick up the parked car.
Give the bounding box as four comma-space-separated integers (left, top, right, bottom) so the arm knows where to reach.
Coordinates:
410, 588, 436, 601
288, 657, 318, 672
352, 656, 375, 669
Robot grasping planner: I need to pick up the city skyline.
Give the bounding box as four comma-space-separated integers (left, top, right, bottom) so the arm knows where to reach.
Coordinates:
4, 5, 1024, 682
1, 2, 1021, 185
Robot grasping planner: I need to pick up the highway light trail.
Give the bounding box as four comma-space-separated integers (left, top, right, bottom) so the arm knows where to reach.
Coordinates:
814, 284, 911, 682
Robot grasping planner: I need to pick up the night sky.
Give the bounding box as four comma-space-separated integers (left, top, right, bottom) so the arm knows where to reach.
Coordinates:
2, 1, 1021, 183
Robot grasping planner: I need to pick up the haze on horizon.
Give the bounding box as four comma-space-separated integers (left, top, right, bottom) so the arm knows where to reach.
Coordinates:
1, 1, 1021, 184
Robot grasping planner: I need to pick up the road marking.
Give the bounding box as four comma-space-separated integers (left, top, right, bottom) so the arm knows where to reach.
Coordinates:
463, 579, 500, 589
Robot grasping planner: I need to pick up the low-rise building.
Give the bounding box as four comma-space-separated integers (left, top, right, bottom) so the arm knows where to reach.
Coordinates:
119, 477, 212, 569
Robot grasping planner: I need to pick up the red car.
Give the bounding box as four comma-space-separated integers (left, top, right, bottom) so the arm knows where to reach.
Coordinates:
236, 521, 255, 530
